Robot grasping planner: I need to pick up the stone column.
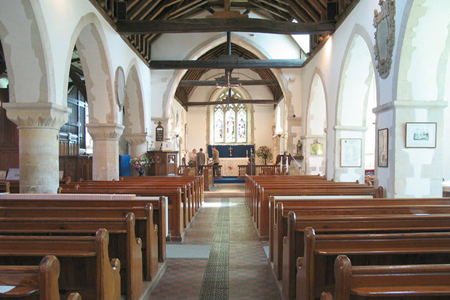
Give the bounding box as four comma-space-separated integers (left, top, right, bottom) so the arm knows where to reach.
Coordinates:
87, 123, 124, 180
3, 103, 71, 193
123, 133, 148, 176
379, 100, 447, 197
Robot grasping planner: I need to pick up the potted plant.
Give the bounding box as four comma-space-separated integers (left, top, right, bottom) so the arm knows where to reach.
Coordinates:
256, 145, 273, 165
130, 157, 149, 176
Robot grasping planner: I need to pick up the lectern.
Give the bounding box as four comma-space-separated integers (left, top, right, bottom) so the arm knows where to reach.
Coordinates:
147, 151, 178, 176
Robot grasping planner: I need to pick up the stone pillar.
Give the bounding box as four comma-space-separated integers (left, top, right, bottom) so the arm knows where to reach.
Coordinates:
123, 133, 148, 176
87, 123, 124, 180
3, 103, 71, 193
389, 101, 446, 197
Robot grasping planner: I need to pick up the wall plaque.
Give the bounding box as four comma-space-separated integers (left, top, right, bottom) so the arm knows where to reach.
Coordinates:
373, 0, 395, 79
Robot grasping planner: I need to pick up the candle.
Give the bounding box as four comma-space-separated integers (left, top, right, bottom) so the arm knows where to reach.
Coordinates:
246, 150, 248, 157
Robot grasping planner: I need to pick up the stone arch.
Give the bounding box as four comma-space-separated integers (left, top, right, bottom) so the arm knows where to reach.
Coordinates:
124, 64, 145, 134
71, 15, 116, 124
335, 27, 377, 182
162, 34, 290, 119
0, 1, 52, 104
305, 71, 327, 175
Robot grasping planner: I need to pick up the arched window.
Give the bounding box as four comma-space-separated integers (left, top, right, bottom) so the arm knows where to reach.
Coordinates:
213, 90, 247, 144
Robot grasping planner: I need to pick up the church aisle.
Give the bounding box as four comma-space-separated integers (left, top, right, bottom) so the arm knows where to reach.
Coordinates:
148, 192, 281, 299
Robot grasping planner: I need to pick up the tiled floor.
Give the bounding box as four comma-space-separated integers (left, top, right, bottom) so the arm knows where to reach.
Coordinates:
148, 184, 281, 300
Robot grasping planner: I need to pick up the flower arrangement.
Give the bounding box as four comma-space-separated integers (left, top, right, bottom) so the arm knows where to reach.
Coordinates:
256, 145, 273, 165
130, 157, 149, 176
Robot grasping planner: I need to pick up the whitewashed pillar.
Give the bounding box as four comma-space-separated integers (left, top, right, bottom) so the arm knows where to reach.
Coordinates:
3, 103, 71, 193
87, 123, 124, 180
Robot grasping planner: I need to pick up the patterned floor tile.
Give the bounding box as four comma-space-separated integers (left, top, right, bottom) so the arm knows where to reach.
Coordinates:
147, 185, 281, 300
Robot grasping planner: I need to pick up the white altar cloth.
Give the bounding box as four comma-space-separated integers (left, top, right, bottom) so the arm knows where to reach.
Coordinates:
220, 157, 249, 177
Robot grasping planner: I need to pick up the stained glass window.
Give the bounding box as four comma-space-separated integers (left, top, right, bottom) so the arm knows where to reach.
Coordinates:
214, 106, 224, 143
237, 105, 246, 143
213, 90, 247, 144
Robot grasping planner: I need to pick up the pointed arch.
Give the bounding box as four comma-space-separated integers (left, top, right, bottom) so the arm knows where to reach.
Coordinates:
124, 63, 145, 134
335, 26, 377, 182
305, 71, 327, 175
68, 14, 116, 124
0, 1, 52, 104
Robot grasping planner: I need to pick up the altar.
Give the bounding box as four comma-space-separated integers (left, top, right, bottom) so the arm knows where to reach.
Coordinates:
220, 157, 249, 177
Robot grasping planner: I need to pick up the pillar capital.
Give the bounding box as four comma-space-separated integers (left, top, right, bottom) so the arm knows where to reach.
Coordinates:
123, 133, 149, 146
86, 123, 124, 140
3, 102, 71, 129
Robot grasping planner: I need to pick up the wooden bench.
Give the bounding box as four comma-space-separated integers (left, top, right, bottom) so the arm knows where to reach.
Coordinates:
0, 193, 164, 277
0, 203, 159, 282
0, 181, 10, 193
244, 176, 381, 236
271, 197, 450, 281
0, 255, 82, 300
321, 255, 450, 300
58, 184, 186, 241
255, 184, 383, 238
282, 212, 450, 300
0, 215, 139, 300
297, 228, 450, 300
118, 175, 203, 221
244, 175, 327, 214
0, 230, 120, 300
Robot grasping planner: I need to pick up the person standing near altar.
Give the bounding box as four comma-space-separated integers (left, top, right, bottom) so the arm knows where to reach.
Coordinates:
188, 149, 197, 166
211, 146, 220, 176
196, 148, 206, 174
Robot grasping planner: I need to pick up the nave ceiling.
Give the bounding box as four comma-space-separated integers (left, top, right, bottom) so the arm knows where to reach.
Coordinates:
0, 1, 359, 107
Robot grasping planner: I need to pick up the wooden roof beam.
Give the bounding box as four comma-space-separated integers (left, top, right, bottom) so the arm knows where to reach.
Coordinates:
117, 18, 335, 35
150, 57, 306, 69
183, 99, 277, 107
178, 79, 279, 86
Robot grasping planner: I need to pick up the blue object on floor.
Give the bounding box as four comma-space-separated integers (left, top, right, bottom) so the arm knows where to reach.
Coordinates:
119, 154, 131, 176
214, 177, 245, 184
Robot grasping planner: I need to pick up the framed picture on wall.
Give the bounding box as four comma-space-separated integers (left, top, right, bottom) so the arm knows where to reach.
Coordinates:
378, 128, 388, 167
340, 138, 362, 167
405, 122, 436, 148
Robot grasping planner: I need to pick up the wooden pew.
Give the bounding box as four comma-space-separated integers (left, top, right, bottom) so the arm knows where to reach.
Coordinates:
244, 175, 327, 216
0, 193, 166, 266
58, 184, 185, 241
0, 230, 120, 300
0, 181, 10, 193
245, 175, 382, 238
255, 184, 383, 238
0, 255, 82, 300
297, 228, 450, 300
271, 197, 450, 281
120, 175, 204, 214
282, 212, 450, 300
321, 255, 450, 300
0, 203, 159, 282
0, 215, 139, 300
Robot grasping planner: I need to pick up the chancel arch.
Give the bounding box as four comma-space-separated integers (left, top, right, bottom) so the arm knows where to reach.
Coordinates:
335, 30, 377, 183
